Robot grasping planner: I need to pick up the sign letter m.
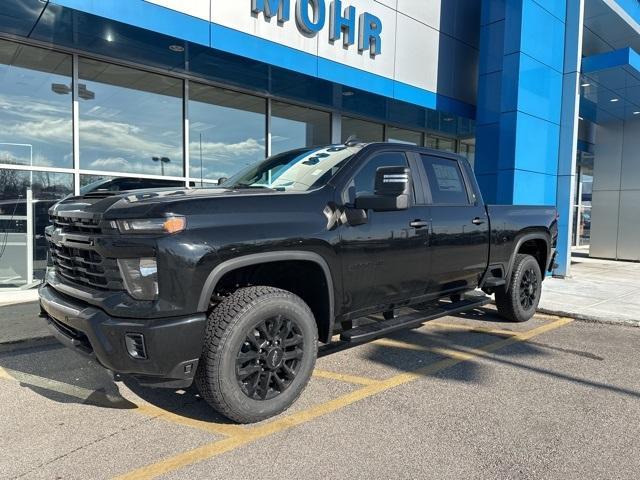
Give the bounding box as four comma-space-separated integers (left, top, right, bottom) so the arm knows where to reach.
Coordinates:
252, 0, 291, 23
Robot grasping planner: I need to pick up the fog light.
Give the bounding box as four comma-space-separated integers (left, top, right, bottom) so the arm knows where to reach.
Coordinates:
118, 258, 158, 300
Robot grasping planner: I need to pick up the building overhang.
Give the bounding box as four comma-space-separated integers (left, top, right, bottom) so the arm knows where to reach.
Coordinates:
580, 47, 640, 122
0, 0, 476, 127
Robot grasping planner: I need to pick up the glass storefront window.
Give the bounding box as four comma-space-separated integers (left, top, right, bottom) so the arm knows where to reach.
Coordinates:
271, 102, 331, 155
386, 126, 423, 145
189, 83, 266, 183
0, 169, 73, 286
78, 58, 184, 177
459, 138, 476, 169
425, 134, 457, 152
342, 117, 384, 143
0, 40, 73, 169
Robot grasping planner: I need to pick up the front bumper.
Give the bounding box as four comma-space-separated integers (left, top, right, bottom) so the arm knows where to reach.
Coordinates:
39, 283, 207, 388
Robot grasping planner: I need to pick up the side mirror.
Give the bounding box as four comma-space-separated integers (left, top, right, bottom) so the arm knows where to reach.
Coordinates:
355, 166, 411, 212
218, 177, 228, 185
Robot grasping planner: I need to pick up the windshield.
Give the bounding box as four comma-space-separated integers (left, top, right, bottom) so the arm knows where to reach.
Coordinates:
221, 146, 358, 192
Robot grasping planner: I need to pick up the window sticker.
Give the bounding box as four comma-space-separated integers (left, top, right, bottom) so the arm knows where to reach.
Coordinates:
432, 164, 463, 192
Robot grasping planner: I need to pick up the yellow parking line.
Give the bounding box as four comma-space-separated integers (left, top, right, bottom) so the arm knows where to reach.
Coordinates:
313, 369, 380, 386
133, 404, 246, 437
114, 317, 573, 480
0, 365, 13, 381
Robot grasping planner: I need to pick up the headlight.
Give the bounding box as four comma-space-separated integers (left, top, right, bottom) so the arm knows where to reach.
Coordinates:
118, 258, 158, 300
117, 216, 186, 234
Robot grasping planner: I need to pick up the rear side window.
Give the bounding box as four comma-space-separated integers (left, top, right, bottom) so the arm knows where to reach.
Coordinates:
420, 155, 469, 205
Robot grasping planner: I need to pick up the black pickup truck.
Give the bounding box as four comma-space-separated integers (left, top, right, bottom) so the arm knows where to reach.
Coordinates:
40, 142, 557, 423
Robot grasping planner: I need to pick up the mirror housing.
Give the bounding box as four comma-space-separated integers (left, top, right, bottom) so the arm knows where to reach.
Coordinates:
354, 166, 411, 212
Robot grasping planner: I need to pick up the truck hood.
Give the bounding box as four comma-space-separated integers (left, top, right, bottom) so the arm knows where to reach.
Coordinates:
50, 187, 279, 220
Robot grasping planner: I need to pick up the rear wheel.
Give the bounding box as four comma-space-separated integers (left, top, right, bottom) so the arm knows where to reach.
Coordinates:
195, 286, 318, 424
495, 254, 542, 322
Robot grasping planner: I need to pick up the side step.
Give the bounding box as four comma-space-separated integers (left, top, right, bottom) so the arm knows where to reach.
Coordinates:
483, 277, 506, 288
340, 295, 491, 344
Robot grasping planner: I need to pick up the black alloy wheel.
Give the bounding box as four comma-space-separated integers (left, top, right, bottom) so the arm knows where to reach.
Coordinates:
236, 315, 304, 401
495, 254, 542, 323
519, 267, 539, 310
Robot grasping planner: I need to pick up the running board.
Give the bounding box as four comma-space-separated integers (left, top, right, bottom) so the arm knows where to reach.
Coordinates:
340, 295, 491, 344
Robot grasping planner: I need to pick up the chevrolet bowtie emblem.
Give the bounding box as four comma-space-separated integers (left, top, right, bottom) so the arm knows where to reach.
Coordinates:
51, 228, 66, 246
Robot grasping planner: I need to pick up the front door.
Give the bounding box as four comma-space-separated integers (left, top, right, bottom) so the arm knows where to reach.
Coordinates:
338, 151, 432, 317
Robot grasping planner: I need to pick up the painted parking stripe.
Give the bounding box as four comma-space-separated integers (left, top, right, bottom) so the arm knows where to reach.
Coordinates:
114, 317, 573, 480
312, 369, 380, 386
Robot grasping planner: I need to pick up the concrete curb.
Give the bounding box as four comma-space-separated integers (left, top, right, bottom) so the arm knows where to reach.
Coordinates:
538, 308, 640, 328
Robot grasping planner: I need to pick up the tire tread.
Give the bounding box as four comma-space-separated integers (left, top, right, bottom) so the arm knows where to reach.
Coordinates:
195, 286, 315, 423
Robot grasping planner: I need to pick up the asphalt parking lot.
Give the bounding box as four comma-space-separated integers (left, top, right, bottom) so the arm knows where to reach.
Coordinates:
1, 306, 639, 480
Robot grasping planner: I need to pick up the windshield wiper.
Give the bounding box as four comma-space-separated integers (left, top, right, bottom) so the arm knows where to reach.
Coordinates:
231, 183, 274, 190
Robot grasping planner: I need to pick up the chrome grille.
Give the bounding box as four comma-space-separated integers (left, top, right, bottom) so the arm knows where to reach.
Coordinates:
50, 214, 102, 234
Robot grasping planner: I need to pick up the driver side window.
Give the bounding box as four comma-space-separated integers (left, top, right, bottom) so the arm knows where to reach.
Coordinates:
343, 152, 411, 204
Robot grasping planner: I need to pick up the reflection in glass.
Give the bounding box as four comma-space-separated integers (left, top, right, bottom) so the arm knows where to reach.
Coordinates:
459, 138, 476, 169
223, 146, 357, 192
342, 117, 384, 143
0, 40, 73, 168
80, 174, 188, 194
425, 134, 457, 153
78, 58, 184, 177
0, 169, 73, 286
386, 126, 423, 145
189, 83, 266, 183
271, 102, 331, 155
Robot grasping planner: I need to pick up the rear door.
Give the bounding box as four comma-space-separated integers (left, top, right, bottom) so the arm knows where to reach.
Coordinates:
417, 154, 490, 295
338, 150, 432, 316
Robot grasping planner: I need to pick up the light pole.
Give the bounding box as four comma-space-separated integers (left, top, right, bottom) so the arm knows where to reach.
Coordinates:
152, 156, 171, 176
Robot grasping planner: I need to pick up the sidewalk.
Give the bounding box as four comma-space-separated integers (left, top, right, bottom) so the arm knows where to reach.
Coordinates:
540, 255, 640, 327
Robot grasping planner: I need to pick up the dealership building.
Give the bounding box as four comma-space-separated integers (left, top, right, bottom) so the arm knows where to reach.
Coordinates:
0, 0, 638, 288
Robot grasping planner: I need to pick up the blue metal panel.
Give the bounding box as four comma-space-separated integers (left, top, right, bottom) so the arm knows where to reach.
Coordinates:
481, 0, 506, 26
511, 53, 563, 124
519, 0, 565, 72
48, 0, 211, 46
533, 0, 567, 21
318, 58, 393, 99
211, 23, 318, 78
478, 19, 505, 75
503, 169, 558, 205
33, 4, 192, 72
477, 71, 503, 125
499, 111, 560, 175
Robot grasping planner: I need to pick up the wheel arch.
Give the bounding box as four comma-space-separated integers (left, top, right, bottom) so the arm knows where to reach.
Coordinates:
198, 251, 335, 343
506, 232, 551, 287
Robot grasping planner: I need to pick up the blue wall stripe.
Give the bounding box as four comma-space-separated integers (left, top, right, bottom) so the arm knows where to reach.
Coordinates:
49, 0, 211, 46
211, 23, 319, 78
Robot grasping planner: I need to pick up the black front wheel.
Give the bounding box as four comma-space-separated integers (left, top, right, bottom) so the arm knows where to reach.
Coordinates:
195, 286, 318, 423
495, 254, 542, 322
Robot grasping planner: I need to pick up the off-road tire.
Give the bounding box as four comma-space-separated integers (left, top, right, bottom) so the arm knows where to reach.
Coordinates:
495, 254, 542, 322
195, 286, 318, 424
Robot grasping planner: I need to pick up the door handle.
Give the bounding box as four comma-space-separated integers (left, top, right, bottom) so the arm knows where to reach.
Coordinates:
472, 217, 486, 225
410, 220, 429, 229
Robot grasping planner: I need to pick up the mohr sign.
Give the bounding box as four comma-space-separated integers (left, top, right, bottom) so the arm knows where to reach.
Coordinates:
251, 0, 383, 56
